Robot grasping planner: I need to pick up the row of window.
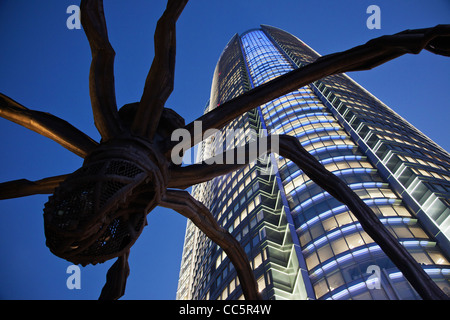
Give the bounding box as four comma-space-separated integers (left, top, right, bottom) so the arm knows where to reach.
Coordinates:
274, 116, 337, 135
397, 153, 449, 173
311, 244, 450, 299
409, 166, 450, 183
278, 154, 373, 194
425, 181, 450, 195
297, 203, 412, 236
265, 94, 318, 115
302, 135, 353, 153
290, 178, 388, 227
373, 132, 444, 160
251, 64, 291, 82
369, 125, 436, 152
267, 104, 326, 127
263, 89, 317, 110
290, 185, 398, 217
281, 155, 364, 187
272, 112, 333, 132
302, 216, 434, 257
386, 142, 450, 168
262, 88, 322, 120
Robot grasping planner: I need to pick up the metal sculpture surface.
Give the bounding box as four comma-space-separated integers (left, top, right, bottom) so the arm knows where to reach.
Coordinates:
0, 0, 449, 300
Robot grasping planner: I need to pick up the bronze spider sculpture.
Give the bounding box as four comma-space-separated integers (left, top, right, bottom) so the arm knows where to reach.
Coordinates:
0, 0, 449, 300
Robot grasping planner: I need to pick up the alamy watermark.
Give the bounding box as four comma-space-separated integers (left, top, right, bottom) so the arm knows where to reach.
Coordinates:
366, 265, 381, 289
66, 5, 382, 31
66, 264, 81, 290
170, 121, 280, 175
66, 5, 81, 30
366, 5, 381, 30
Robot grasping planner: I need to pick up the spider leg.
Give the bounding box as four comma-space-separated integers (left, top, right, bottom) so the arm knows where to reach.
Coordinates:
160, 189, 262, 300
168, 135, 448, 300
0, 93, 98, 158
99, 249, 130, 300
80, 0, 124, 141
162, 24, 450, 155
131, 0, 189, 139
169, 163, 245, 189
277, 135, 448, 300
0, 174, 69, 200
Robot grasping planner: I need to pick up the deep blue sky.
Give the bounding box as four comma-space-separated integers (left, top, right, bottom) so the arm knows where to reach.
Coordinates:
0, 0, 449, 300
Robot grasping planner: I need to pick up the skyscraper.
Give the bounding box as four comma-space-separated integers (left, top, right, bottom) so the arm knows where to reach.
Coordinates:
176, 26, 450, 300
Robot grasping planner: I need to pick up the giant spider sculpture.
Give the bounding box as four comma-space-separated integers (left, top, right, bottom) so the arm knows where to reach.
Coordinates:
0, 0, 449, 300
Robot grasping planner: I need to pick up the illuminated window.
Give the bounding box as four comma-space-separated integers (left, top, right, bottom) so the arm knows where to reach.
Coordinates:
345, 233, 365, 249
257, 275, 266, 293
216, 255, 221, 269
253, 253, 262, 269
428, 251, 450, 265
317, 244, 333, 262
314, 278, 329, 298
411, 251, 433, 265
331, 237, 348, 255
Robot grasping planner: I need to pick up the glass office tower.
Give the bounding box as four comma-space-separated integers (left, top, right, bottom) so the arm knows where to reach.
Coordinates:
176, 26, 450, 300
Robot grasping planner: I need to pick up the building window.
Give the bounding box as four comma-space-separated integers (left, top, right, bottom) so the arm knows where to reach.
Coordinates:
257, 275, 266, 293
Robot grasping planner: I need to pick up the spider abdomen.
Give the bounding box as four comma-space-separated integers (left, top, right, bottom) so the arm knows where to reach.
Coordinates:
43, 138, 168, 265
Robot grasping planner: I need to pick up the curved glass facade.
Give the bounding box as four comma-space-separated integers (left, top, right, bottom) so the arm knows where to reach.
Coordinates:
176, 26, 450, 300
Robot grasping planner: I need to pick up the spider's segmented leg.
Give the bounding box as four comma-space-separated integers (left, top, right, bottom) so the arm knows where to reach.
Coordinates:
0, 174, 69, 200
80, 0, 124, 141
276, 135, 448, 300
99, 249, 130, 300
0, 93, 98, 158
167, 134, 448, 300
162, 24, 450, 156
132, 0, 189, 139
160, 189, 262, 300
168, 163, 245, 189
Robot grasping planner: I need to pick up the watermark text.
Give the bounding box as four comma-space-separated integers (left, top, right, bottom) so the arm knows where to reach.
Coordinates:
366, 5, 381, 30
66, 5, 81, 30
66, 264, 81, 290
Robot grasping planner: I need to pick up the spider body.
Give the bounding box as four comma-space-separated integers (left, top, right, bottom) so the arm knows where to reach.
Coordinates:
43, 103, 185, 266
43, 136, 168, 266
